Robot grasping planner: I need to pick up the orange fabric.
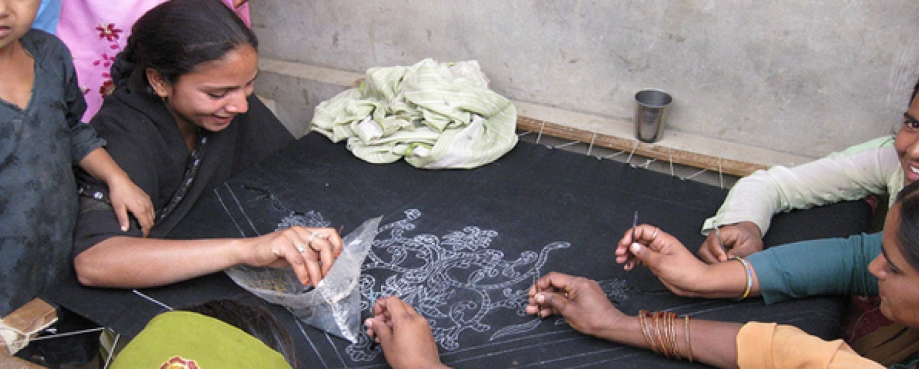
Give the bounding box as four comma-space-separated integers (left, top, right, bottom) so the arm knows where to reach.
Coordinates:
736, 322, 884, 369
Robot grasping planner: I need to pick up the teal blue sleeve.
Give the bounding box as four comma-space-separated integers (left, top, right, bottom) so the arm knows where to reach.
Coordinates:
747, 232, 881, 305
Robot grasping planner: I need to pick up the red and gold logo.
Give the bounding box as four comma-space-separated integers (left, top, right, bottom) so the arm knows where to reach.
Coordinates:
160, 356, 200, 369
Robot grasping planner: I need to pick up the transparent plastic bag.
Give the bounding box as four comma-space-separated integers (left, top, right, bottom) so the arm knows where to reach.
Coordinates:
225, 216, 381, 342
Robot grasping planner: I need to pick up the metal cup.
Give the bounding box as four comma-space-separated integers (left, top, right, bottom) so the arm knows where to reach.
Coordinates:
634, 89, 672, 143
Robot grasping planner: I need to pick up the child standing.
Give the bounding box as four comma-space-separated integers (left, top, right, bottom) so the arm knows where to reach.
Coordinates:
0, 0, 153, 318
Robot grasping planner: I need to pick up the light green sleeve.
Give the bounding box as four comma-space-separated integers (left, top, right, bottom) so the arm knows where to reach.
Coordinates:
702, 136, 902, 236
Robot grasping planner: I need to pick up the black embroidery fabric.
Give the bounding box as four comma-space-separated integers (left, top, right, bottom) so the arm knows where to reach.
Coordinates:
45, 133, 872, 369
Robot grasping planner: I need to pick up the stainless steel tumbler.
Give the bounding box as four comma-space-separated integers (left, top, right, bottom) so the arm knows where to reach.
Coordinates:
634, 89, 672, 143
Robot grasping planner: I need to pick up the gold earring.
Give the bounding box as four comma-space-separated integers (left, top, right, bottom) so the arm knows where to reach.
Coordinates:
152, 84, 168, 102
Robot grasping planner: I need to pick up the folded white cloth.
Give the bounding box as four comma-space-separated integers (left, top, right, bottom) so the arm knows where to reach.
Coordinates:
311, 59, 518, 169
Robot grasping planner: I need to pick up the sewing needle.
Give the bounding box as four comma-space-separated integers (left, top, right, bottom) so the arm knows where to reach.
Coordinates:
628, 210, 639, 269
714, 223, 727, 255
631, 210, 639, 244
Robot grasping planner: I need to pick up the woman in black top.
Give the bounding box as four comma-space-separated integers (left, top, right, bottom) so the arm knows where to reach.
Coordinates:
73, 0, 341, 289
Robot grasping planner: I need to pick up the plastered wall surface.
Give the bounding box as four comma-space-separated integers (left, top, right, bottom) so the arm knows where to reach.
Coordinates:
250, 1, 919, 160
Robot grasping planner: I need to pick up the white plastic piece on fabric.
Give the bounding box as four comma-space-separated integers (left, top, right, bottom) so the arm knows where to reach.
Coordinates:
352, 116, 384, 143
225, 216, 382, 342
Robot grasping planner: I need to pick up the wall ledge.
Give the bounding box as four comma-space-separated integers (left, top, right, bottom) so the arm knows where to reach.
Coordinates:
259, 58, 814, 177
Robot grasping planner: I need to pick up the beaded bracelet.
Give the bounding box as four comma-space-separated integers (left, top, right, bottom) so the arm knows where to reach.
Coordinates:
684, 314, 693, 363
731, 256, 754, 300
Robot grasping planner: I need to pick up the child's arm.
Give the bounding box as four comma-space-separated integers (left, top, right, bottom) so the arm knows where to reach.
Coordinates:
79, 148, 155, 236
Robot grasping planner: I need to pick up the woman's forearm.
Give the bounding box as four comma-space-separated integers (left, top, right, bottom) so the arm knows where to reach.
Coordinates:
699, 257, 761, 300
597, 314, 742, 369
78, 147, 131, 186
74, 236, 246, 288
662, 256, 761, 301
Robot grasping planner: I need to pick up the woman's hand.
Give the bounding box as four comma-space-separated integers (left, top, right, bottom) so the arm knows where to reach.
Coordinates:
697, 222, 764, 264
107, 176, 155, 237
614, 224, 716, 297
525, 272, 625, 339
526, 272, 747, 367
365, 297, 451, 369
242, 226, 343, 286
79, 147, 155, 236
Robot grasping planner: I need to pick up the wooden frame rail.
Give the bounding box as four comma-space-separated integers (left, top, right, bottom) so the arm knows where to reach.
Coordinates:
516, 116, 768, 178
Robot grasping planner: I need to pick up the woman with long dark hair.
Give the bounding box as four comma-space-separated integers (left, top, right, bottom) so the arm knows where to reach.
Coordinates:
72, 0, 341, 289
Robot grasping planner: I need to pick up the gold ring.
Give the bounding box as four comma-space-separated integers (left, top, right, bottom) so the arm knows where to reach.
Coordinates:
649, 227, 660, 241
295, 244, 307, 253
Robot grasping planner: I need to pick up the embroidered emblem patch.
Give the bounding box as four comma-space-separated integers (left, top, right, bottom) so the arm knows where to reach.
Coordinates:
160, 356, 199, 369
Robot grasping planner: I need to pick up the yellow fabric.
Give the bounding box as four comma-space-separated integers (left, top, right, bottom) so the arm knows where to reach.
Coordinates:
737, 322, 884, 369
111, 311, 292, 369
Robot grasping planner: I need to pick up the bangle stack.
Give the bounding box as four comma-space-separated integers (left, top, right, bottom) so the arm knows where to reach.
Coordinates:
637, 310, 693, 362
731, 256, 753, 301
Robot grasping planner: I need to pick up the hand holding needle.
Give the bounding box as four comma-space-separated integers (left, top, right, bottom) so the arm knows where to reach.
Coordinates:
625, 210, 639, 270
714, 223, 728, 257
631, 210, 638, 244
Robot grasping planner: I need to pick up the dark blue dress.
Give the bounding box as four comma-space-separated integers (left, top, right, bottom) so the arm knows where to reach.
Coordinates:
0, 30, 104, 316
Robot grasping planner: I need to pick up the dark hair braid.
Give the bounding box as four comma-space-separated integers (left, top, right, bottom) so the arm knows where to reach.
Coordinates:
182, 299, 302, 369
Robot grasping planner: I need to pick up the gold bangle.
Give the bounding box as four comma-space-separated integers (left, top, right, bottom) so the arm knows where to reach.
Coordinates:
731, 256, 753, 300
666, 312, 678, 360
657, 311, 677, 359
644, 310, 696, 361
650, 312, 662, 355
684, 314, 693, 363
638, 310, 657, 354
652, 312, 669, 358
655, 312, 669, 358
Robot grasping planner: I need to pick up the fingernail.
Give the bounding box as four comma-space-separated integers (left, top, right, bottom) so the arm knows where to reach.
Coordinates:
630, 243, 641, 253
121, 225, 128, 232
364, 319, 373, 328
535, 294, 545, 303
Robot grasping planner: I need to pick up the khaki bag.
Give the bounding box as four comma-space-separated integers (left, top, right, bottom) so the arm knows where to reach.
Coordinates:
845, 296, 919, 365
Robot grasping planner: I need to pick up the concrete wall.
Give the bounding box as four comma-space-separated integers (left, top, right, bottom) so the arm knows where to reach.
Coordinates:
250, 1, 919, 161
